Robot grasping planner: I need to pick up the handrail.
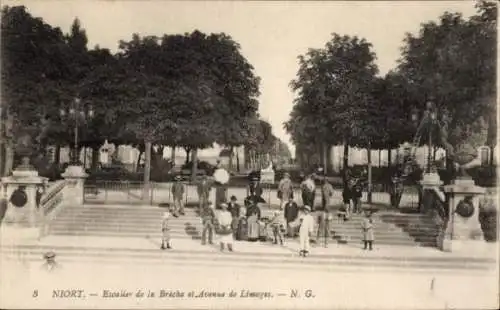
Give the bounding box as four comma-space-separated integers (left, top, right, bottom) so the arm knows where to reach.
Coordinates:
40, 180, 66, 215
39, 180, 67, 238
425, 187, 449, 248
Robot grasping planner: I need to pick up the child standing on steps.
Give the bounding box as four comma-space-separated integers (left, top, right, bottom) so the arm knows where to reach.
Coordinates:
361, 210, 374, 250
299, 206, 314, 257
270, 210, 286, 245
161, 210, 172, 250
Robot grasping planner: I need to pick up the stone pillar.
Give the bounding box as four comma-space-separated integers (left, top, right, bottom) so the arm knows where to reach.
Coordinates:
419, 172, 443, 212
0, 168, 48, 243
1, 169, 47, 228
442, 178, 486, 253
61, 165, 88, 206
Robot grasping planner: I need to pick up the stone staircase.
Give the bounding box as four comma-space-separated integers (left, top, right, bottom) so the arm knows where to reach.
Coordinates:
48, 205, 214, 240
330, 210, 440, 247
48, 204, 442, 247
1, 204, 495, 274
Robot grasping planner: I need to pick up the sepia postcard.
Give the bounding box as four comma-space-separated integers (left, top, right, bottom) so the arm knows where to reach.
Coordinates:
0, 0, 498, 309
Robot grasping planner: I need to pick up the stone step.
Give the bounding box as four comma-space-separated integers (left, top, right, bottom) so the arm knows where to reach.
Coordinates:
48, 224, 424, 239
49, 222, 203, 230
45, 231, 427, 246
49, 206, 439, 248
1, 245, 494, 273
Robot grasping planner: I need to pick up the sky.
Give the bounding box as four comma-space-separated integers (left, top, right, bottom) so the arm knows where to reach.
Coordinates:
8, 0, 477, 155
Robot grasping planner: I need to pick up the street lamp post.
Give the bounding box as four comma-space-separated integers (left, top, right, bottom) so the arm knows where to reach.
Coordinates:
60, 97, 94, 165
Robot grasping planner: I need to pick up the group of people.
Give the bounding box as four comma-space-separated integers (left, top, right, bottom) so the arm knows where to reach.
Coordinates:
278, 171, 375, 252
161, 168, 375, 254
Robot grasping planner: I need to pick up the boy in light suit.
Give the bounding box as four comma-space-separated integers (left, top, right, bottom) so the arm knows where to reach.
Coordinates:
161, 210, 172, 250
299, 205, 314, 257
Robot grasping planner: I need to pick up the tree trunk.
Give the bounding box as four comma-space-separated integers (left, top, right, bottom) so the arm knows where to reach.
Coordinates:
342, 143, 350, 187
343, 143, 349, 170
83, 147, 87, 169
3, 145, 14, 176
326, 144, 333, 173
388, 149, 392, 167
322, 143, 328, 175
54, 143, 61, 165
236, 148, 240, 172
91, 147, 100, 172
142, 141, 152, 202
190, 148, 198, 181
367, 143, 372, 204
170, 146, 176, 166
3, 112, 14, 175
229, 146, 234, 170
486, 104, 497, 166
433, 146, 437, 161
136, 151, 143, 173
0, 142, 3, 177
184, 147, 191, 165
152, 145, 164, 172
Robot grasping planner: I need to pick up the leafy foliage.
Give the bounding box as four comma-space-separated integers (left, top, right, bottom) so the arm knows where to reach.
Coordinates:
396, 3, 497, 154
286, 34, 382, 168
1, 7, 269, 177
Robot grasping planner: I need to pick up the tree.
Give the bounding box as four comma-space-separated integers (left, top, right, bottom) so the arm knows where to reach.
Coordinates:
395, 2, 497, 171
245, 118, 276, 169
270, 138, 292, 166
116, 31, 262, 179
287, 34, 380, 181
1, 5, 70, 175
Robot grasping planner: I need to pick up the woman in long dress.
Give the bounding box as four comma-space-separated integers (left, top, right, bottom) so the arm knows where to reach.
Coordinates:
246, 202, 261, 242
236, 203, 248, 241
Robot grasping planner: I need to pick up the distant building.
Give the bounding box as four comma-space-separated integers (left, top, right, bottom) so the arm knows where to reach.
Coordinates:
303, 144, 497, 173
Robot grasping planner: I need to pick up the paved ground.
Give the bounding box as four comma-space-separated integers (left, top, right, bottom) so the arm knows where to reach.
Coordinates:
85, 185, 420, 208
10, 235, 498, 261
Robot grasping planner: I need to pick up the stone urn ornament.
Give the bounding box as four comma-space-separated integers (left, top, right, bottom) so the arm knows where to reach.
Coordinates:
15, 133, 35, 170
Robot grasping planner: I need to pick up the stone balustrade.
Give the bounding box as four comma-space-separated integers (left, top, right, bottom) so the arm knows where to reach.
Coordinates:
39, 180, 67, 238
419, 172, 497, 253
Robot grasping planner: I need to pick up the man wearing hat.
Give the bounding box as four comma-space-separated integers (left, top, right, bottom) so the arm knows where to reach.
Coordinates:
227, 195, 241, 239
278, 172, 293, 210
197, 175, 212, 211
298, 205, 314, 257
171, 175, 185, 216
284, 196, 299, 238
41, 251, 61, 271
300, 174, 316, 208
390, 172, 404, 209
200, 202, 216, 245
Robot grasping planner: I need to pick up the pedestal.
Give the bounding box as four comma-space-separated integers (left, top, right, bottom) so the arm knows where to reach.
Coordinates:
420, 172, 443, 189
442, 178, 486, 253
61, 165, 88, 206
419, 172, 444, 212
1, 169, 47, 228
